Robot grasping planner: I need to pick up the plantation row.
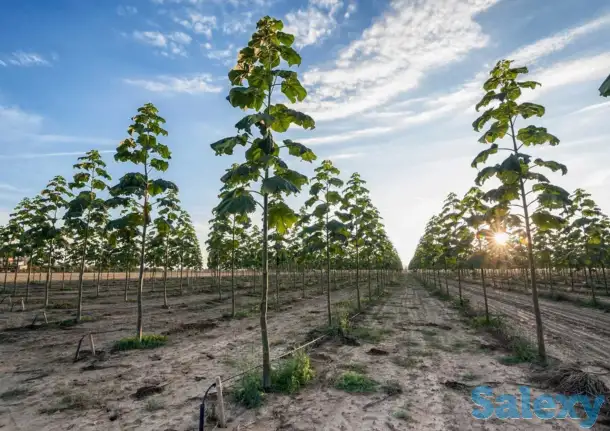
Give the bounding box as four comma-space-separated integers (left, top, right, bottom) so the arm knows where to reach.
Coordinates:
0, 17, 402, 390
409, 60, 609, 363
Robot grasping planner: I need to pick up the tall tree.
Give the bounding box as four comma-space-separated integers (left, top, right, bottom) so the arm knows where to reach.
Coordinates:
472, 59, 571, 361
108, 103, 177, 340
210, 16, 316, 389
65, 150, 112, 321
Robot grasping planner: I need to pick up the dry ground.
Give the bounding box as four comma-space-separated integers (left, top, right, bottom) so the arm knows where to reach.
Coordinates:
1, 274, 607, 430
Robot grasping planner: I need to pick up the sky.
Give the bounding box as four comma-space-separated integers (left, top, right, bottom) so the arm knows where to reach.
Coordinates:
1, 0, 610, 265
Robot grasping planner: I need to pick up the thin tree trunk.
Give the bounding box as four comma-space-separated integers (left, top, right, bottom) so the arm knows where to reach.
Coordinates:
481, 268, 489, 322
355, 244, 361, 311
260, 186, 271, 390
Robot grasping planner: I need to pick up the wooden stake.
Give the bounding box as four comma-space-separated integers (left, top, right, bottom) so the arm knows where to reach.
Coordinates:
215, 376, 226, 428
21, 299, 25, 311
89, 333, 96, 356
43, 311, 48, 324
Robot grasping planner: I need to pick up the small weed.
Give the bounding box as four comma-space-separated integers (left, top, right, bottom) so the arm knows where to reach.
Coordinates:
40, 391, 101, 414
469, 315, 503, 329
420, 329, 437, 338
145, 397, 165, 412
461, 372, 477, 381
392, 356, 420, 368
351, 326, 392, 343
0, 388, 29, 401
113, 334, 168, 351
340, 362, 368, 374
392, 410, 412, 422
334, 371, 378, 393
49, 302, 73, 310
382, 380, 403, 395
233, 352, 314, 409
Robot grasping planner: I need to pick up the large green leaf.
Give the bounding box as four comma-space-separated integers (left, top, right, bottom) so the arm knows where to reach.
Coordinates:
211, 135, 248, 155
278, 46, 301, 66
227, 87, 265, 111
478, 121, 508, 143
235, 113, 274, 135
533, 158, 567, 175
261, 176, 299, 194
313, 203, 329, 218
269, 105, 315, 133
475, 166, 499, 186
471, 144, 498, 168
518, 103, 545, 119
531, 211, 566, 231
283, 139, 317, 161
268, 201, 298, 234
216, 189, 257, 215
281, 76, 307, 103
517, 126, 560, 146
278, 169, 308, 190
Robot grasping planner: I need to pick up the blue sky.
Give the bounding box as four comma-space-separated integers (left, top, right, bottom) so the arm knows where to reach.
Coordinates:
1, 0, 610, 263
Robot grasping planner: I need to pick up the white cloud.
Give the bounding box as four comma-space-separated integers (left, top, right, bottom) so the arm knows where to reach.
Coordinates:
0, 150, 114, 160
6, 51, 50, 67
300, 0, 499, 121
0, 183, 19, 192
133, 30, 167, 47
300, 126, 392, 146
124, 74, 223, 94
206, 45, 233, 60
528, 52, 610, 98
175, 12, 217, 38
133, 30, 192, 57
0, 59, 6, 67
285, 0, 345, 48
117, 5, 138, 16
327, 151, 365, 160
223, 12, 253, 34
570, 100, 610, 115
508, 14, 610, 66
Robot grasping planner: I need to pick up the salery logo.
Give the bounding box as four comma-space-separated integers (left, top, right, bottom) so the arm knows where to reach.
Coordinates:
471, 385, 606, 429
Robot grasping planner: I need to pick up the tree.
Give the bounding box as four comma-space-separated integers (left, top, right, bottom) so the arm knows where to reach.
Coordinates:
31, 176, 72, 307
210, 16, 316, 389
305, 160, 348, 325
471, 59, 571, 361
108, 103, 177, 340
65, 150, 112, 321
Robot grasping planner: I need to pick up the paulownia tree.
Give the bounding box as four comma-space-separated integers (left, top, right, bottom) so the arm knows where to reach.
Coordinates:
108, 103, 177, 340
65, 150, 112, 321
210, 16, 316, 389
472, 59, 571, 361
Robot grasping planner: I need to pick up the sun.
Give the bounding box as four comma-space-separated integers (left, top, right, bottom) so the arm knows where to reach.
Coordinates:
494, 232, 509, 246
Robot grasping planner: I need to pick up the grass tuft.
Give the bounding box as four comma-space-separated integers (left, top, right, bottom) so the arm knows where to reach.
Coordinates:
113, 334, 168, 351
0, 388, 29, 401
334, 371, 378, 393
232, 351, 315, 409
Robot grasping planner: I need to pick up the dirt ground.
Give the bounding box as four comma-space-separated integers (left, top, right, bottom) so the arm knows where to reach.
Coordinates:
1, 274, 608, 430
442, 277, 610, 364
236, 276, 592, 430
0, 273, 366, 430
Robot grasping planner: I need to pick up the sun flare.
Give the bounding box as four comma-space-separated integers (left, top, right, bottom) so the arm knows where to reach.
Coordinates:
494, 232, 509, 246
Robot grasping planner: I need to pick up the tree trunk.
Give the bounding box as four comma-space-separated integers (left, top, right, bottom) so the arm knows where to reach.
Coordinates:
163, 243, 169, 308
355, 244, 361, 311
44, 241, 54, 308
124, 267, 129, 302
76, 214, 92, 322
481, 268, 489, 322
231, 219, 236, 317
260, 187, 271, 390
325, 211, 331, 326
136, 198, 149, 341
25, 255, 32, 303
457, 267, 463, 305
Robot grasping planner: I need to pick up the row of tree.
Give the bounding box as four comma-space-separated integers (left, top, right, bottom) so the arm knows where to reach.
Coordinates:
207, 16, 402, 389
409, 59, 608, 363
0, 105, 203, 336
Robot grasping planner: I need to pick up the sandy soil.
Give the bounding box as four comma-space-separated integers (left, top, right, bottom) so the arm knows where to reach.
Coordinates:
234, 276, 584, 430
0, 273, 367, 430
440, 277, 610, 364
1, 274, 605, 430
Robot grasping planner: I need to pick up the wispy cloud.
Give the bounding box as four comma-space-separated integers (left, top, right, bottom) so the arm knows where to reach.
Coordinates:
2, 51, 50, 67
570, 100, 610, 115
300, 126, 392, 146
132, 30, 193, 57
327, 151, 365, 160
285, 0, 344, 48
117, 5, 138, 16
174, 12, 217, 38
508, 14, 610, 65
0, 183, 20, 192
301, 0, 499, 121
0, 150, 114, 160
124, 74, 223, 94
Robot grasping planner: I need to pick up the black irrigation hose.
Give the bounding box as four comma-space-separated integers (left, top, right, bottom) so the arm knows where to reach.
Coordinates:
199, 382, 217, 431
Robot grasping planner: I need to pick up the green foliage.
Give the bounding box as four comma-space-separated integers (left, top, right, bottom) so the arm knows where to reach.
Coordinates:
334, 371, 379, 393
113, 334, 168, 351
233, 352, 315, 408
